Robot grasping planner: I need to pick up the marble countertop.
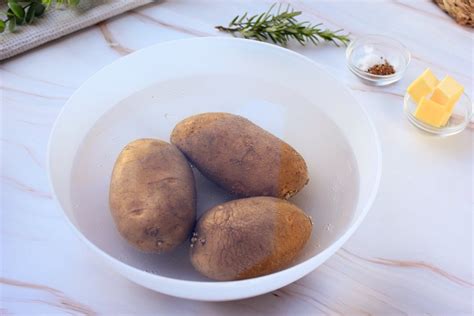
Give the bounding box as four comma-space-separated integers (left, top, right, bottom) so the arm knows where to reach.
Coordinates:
1, 1, 473, 314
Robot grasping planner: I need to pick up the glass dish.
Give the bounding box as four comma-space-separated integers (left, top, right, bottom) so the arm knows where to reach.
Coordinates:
346, 34, 411, 86
403, 92, 473, 136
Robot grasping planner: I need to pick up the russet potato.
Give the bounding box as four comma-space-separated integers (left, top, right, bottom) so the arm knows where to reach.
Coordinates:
190, 197, 312, 280
171, 113, 309, 199
109, 138, 196, 253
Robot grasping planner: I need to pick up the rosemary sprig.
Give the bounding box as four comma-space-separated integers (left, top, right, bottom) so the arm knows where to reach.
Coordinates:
1, 0, 80, 33
216, 3, 350, 47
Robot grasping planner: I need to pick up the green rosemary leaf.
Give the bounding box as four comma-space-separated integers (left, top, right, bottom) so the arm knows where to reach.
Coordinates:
215, 3, 350, 47
267, 32, 276, 43
247, 14, 256, 23
254, 12, 263, 25
309, 36, 318, 45
266, 3, 277, 16
0, 20, 5, 33
238, 12, 247, 24
283, 11, 301, 19
230, 15, 238, 26
258, 31, 268, 40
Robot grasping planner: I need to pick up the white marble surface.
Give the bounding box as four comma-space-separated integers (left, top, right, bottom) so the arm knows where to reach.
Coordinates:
1, 0, 473, 314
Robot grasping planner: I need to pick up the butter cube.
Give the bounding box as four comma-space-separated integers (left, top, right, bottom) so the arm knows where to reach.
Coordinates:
431, 75, 464, 112
415, 97, 450, 127
407, 68, 439, 103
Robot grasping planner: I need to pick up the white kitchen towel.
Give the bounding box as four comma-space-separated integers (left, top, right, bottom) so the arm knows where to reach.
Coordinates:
0, 0, 153, 61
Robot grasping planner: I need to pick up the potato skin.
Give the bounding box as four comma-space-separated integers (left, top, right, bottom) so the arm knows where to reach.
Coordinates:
170, 113, 308, 199
190, 197, 312, 280
109, 138, 196, 253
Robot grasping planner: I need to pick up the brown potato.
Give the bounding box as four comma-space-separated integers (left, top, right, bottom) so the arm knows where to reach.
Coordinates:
190, 197, 312, 280
109, 138, 196, 253
170, 113, 308, 199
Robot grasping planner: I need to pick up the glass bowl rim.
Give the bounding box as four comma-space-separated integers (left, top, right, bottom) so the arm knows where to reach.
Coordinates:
403, 92, 473, 136
346, 34, 411, 80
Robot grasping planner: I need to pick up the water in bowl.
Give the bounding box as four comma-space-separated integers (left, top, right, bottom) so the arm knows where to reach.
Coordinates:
70, 75, 359, 281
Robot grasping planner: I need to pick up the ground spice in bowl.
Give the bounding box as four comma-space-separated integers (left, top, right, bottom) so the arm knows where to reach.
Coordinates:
367, 59, 396, 75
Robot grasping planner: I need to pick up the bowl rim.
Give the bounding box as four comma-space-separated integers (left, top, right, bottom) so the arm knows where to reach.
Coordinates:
346, 33, 411, 80
47, 37, 382, 301
403, 92, 473, 136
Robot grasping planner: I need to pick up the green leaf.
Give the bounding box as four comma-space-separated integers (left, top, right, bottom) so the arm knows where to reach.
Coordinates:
34, 3, 45, 16
229, 15, 238, 26
41, 0, 52, 9
8, 17, 16, 32
8, 1, 25, 19
266, 3, 276, 15
216, 2, 349, 48
0, 20, 5, 33
7, 9, 15, 19
16, 15, 25, 25
25, 3, 37, 23
237, 12, 247, 24
255, 12, 264, 25
68, 0, 80, 6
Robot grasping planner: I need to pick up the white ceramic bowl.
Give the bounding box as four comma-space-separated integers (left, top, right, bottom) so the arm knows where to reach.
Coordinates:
48, 37, 381, 301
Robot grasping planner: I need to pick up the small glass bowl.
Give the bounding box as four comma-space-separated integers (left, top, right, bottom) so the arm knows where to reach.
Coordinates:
403, 92, 473, 136
346, 34, 411, 86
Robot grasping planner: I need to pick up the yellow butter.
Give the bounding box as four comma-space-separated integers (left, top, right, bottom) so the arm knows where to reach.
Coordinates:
415, 97, 450, 127
407, 68, 439, 103
431, 75, 464, 112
